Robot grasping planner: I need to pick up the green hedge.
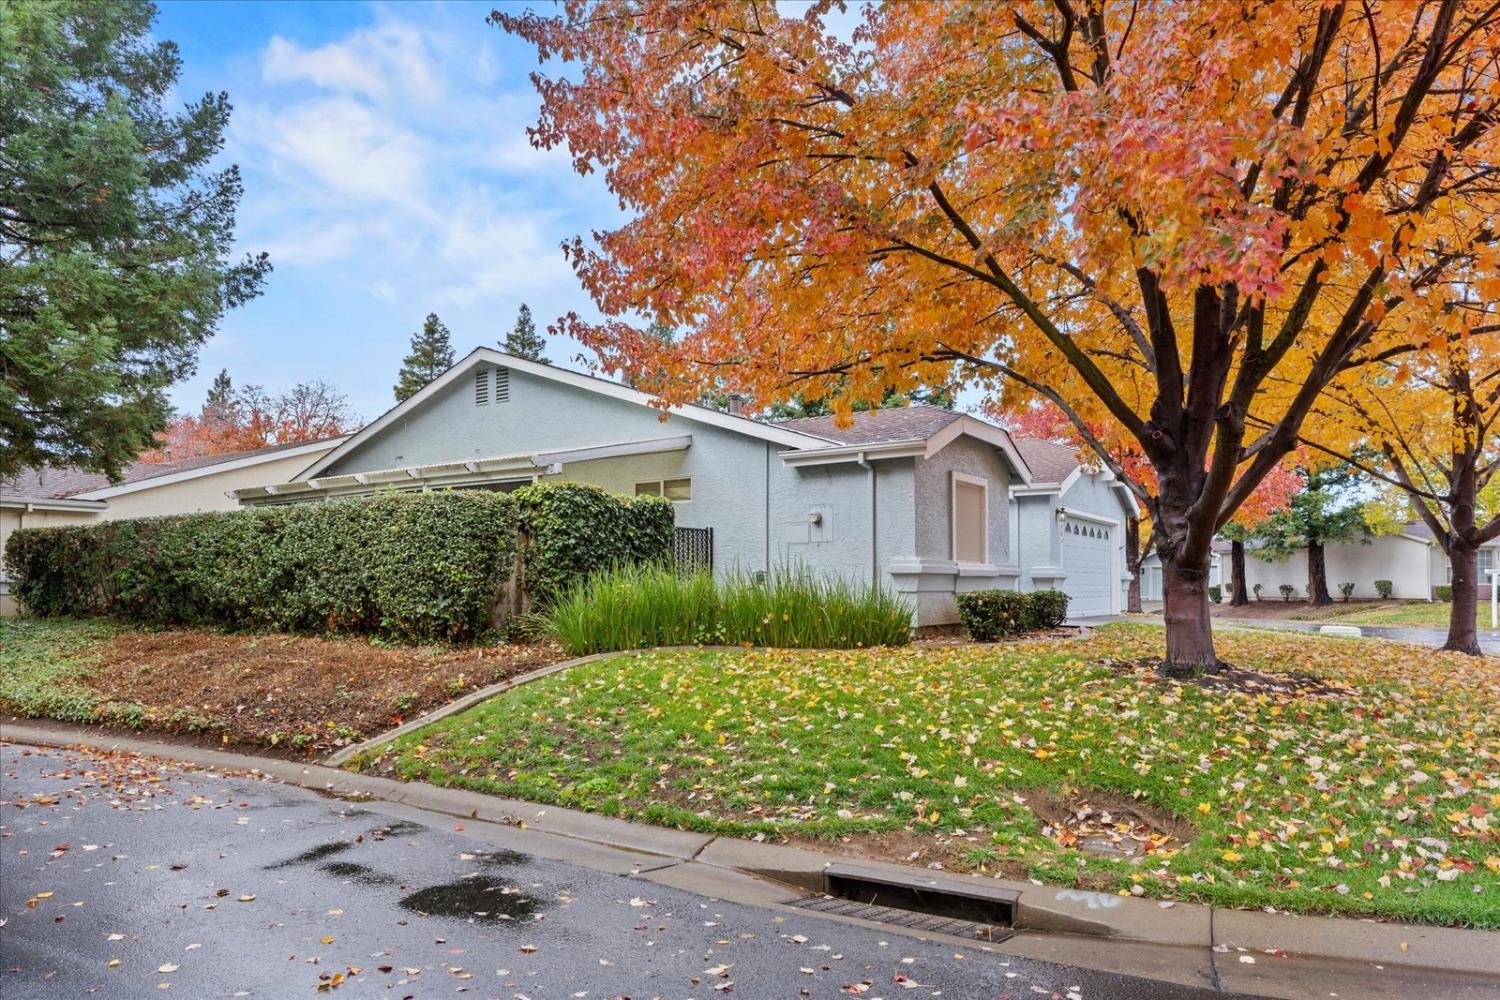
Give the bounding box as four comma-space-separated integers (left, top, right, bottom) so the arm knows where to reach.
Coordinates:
4, 483, 675, 642
512, 481, 675, 607
956, 588, 1071, 641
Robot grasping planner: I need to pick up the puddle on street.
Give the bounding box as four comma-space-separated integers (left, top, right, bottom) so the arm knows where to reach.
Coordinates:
321, 861, 396, 885
400, 875, 541, 923
369, 819, 426, 839
471, 849, 528, 866
268, 840, 353, 868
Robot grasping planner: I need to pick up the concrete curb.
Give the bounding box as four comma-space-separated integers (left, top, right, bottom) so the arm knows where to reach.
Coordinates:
4, 719, 1498, 979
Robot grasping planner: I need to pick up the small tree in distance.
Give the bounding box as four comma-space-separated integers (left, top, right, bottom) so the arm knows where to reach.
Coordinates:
502, 304, 548, 363
395, 313, 456, 403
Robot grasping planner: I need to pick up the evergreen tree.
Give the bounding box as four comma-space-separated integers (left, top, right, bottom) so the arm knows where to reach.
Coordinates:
0, 0, 269, 480
203, 369, 233, 420
394, 314, 455, 402
1254, 465, 1368, 606
502, 304, 548, 363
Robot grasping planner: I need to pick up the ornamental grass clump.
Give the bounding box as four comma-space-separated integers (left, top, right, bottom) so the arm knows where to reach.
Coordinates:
545, 563, 911, 654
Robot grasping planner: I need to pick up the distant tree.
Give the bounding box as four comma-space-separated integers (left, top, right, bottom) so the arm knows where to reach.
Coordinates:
0, 0, 269, 481
502, 304, 548, 363
205, 370, 234, 414
394, 314, 455, 402
1254, 466, 1367, 607
146, 380, 356, 461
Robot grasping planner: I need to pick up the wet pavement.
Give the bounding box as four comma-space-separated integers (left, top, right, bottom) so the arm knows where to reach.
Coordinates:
0, 742, 1243, 999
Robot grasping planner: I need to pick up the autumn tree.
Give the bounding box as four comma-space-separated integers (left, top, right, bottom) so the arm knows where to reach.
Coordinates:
1304, 337, 1500, 654
147, 379, 355, 461
502, 303, 548, 363
495, 1, 1500, 673
394, 313, 456, 403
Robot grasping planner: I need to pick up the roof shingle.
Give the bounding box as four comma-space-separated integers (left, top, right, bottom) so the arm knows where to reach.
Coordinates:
1011, 437, 1081, 484
773, 404, 964, 445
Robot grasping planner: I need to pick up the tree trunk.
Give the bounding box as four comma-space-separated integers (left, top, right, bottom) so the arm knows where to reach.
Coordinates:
1229, 540, 1249, 606
1125, 515, 1144, 614
1307, 539, 1333, 606
1445, 540, 1482, 654
1161, 554, 1218, 675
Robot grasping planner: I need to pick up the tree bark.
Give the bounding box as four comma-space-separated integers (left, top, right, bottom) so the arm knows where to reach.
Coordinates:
1229, 539, 1249, 606
1306, 539, 1334, 606
1445, 539, 1481, 655
1160, 553, 1218, 675
1125, 515, 1144, 613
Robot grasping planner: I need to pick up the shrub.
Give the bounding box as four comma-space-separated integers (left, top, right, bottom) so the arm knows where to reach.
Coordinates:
1253, 583, 1263, 601
512, 481, 674, 607
1208, 584, 1222, 604
956, 588, 1071, 641
1338, 582, 1355, 601
1279, 584, 1297, 601
1375, 579, 1394, 599
545, 563, 911, 655
1436, 584, 1453, 602
1023, 589, 1071, 629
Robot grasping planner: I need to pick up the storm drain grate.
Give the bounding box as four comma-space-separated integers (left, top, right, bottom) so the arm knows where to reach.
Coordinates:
789, 894, 1013, 942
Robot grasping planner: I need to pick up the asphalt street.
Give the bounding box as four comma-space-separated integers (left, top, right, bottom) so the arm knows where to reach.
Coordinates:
0, 742, 1245, 1000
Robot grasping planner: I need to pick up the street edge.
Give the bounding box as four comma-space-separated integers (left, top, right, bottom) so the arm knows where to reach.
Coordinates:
3, 719, 1496, 978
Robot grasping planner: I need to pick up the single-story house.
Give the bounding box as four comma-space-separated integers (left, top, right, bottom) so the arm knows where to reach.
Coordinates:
231, 348, 1048, 627
1142, 522, 1499, 603
1, 437, 344, 615
1007, 438, 1140, 617
1139, 549, 1226, 603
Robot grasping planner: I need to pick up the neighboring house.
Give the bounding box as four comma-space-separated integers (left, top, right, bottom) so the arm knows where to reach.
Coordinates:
1007, 438, 1140, 617
1140, 547, 1226, 602
1143, 521, 1498, 604
230, 348, 1035, 627
0, 438, 344, 615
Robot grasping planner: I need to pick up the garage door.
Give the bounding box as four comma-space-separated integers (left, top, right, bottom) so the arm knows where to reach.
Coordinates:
1060, 516, 1115, 617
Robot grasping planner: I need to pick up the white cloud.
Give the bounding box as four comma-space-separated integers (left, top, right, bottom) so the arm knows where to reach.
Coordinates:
261, 22, 441, 104
240, 96, 427, 205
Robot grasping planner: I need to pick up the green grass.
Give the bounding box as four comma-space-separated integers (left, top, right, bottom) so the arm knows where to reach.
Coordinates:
0, 617, 147, 725
1286, 600, 1494, 628
354, 624, 1500, 926
544, 563, 913, 655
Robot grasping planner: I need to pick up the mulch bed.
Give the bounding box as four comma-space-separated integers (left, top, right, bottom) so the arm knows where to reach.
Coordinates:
1096, 656, 1353, 698
77, 630, 563, 757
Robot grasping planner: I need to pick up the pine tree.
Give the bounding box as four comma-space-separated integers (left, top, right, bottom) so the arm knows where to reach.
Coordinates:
394, 314, 455, 402
502, 304, 547, 363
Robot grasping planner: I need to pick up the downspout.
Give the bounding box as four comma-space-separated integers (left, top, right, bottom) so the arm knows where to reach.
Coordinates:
764, 441, 771, 574
856, 453, 877, 582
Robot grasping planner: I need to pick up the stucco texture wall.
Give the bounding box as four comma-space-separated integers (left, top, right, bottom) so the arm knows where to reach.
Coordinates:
1242, 534, 1433, 601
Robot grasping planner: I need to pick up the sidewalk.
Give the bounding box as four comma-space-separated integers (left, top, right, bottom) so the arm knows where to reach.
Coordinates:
4, 718, 1498, 1000
1076, 612, 1500, 654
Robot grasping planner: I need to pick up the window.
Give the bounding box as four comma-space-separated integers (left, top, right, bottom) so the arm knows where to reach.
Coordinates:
1481, 549, 1495, 582
951, 472, 988, 564
636, 478, 691, 502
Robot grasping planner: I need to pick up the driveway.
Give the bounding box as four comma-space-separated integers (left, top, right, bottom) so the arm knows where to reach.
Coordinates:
0, 742, 1236, 1000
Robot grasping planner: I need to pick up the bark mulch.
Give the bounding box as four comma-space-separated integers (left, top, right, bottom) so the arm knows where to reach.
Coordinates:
80, 630, 563, 757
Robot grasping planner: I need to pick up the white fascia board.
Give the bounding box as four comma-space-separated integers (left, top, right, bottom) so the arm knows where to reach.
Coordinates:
0, 496, 109, 512
1058, 506, 1121, 528
538, 435, 692, 466
780, 439, 929, 467
75, 437, 347, 500
296, 348, 832, 481
1011, 484, 1064, 497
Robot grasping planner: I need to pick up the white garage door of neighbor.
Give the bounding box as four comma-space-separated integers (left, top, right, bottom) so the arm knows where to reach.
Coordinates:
1060, 517, 1115, 617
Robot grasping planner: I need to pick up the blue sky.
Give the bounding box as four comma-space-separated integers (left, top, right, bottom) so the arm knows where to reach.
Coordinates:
154, 0, 620, 422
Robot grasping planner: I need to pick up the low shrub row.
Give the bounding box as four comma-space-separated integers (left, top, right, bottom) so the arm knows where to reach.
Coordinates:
3, 483, 674, 643
955, 588, 1070, 641
545, 563, 913, 655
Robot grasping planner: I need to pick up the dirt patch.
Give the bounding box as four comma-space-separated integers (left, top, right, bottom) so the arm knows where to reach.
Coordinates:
911, 626, 1081, 647
77, 629, 563, 756
1020, 787, 1193, 860
1096, 656, 1352, 698
1210, 599, 1404, 622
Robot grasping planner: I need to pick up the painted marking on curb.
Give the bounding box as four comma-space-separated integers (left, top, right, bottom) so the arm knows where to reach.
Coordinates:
1054, 889, 1124, 910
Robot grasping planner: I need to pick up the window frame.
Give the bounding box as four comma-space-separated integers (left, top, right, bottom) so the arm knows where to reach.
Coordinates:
950, 471, 989, 565
635, 477, 692, 502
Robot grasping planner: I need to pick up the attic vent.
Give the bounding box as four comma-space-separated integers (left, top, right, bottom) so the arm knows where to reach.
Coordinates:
474, 368, 491, 405
494, 367, 510, 402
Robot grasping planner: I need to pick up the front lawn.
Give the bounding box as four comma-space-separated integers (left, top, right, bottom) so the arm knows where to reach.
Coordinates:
354, 625, 1500, 926
1290, 601, 1493, 629
0, 618, 561, 755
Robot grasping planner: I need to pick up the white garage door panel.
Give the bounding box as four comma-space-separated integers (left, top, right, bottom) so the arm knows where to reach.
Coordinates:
1061, 518, 1114, 617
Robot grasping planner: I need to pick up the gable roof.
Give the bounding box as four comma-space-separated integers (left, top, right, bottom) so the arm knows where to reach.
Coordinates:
2, 437, 345, 503
1012, 437, 1081, 485
296, 348, 838, 481
774, 405, 963, 445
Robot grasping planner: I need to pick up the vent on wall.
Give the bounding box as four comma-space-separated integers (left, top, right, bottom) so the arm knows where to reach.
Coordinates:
495, 367, 510, 402
474, 368, 490, 405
